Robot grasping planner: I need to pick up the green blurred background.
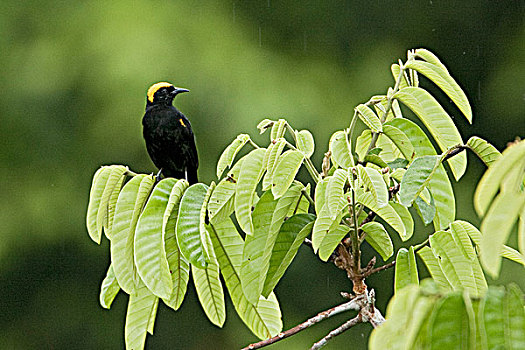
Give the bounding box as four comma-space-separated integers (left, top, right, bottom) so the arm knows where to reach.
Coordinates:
1, 0, 524, 349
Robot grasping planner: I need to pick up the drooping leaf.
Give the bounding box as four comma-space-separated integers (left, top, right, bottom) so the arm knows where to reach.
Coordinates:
474, 140, 525, 216
257, 119, 274, 134
480, 191, 525, 278
106, 172, 127, 237
405, 60, 472, 123
356, 189, 407, 240
362, 222, 393, 261
235, 148, 266, 235
466, 136, 501, 167
414, 191, 437, 225
134, 179, 177, 299
355, 104, 382, 133
125, 281, 158, 350
199, 182, 216, 260
326, 169, 348, 217
382, 124, 415, 161
209, 157, 243, 224
100, 264, 120, 309
399, 155, 441, 207
355, 129, 372, 162
162, 179, 190, 310
430, 230, 487, 297
176, 183, 210, 268
241, 191, 279, 304
312, 203, 343, 252
271, 150, 304, 199
111, 174, 155, 294
318, 224, 349, 262
427, 293, 473, 349
414, 48, 449, 73
96, 165, 129, 241
296, 129, 315, 157
500, 245, 525, 267
417, 247, 452, 291
216, 134, 250, 178
208, 220, 282, 339
270, 119, 287, 140
358, 165, 388, 208
263, 139, 287, 190
329, 130, 353, 169
192, 258, 225, 327
388, 118, 455, 230
394, 86, 466, 181
314, 177, 329, 215
263, 214, 315, 295
390, 202, 414, 241
395, 247, 419, 293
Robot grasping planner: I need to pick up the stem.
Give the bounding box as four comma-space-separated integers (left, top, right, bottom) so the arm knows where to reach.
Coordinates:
301, 187, 315, 206
347, 111, 358, 168
242, 299, 361, 350
248, 139, 260, 149
310, 315, 362, 350
365, 62, 407, 154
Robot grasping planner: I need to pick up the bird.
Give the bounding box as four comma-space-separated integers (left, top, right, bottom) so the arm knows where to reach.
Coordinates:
142, 82, 199, 184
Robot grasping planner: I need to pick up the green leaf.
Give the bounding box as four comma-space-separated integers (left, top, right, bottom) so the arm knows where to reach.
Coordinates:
200, 182, 216, 260
503, 284, 525, 349
270, 119, 287, 140
176, 183, 210, 269
263, 214, 315, 295
355, 104, 382, 133
501, 245, 525, 267
414, 48, 449, 73
395, 247, 419, 293
417, 247, 452, 291
391, 63, 409, 89
216, 134, 250, 178
312, 203, 343, 252
263, 139, 287, 190
125, 281, 158, 350
161, 180, 190, 311
192, 259, 226, 327
241, 191, 279, 304
369, 285, 434, 350
326, 169, 348, 217
356, 189, 407, 240
467, 136, 501, 167
388, 118, 455, 230
208, 219, 283, 339
96, 166, 128, 241
257, 119, 274, 134
430, 230, 487, 297
106, 173, 127, 237
381, 124, 415, 161
414, 191, 436, 225
399, 155, 441, 207
296, 129, 315, 157
134, 179, 176, 299
363, 154, 388, 168
405, 60, 472, 123
100, 264, 120, 309
235, 148, 266, 235
394, 86, 466, 181
390, 202, 414, 241
427, 293, 473, 349
474, 140, 525, 216
358, 165, 389, 208
111, 174, 155, 294
355, 129, 372, 162
480, 190, 525, 278
271, 150, 304, 199
209, 157, 243, 224
329, 130, 353, 168
318, 224, 349, 262
314, 178, 329, 215
362, 222, 393, 261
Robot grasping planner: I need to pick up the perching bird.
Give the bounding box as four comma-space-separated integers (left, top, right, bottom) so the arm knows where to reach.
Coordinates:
142, 82, 199, 184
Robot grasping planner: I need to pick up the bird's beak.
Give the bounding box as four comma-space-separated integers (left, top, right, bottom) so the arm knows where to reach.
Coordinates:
172, 87, 190, 96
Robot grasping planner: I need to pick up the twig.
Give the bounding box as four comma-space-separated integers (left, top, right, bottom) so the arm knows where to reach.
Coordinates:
241, 299, 361, 350
309, 315, 363, 350
442, 145, 467, 162
363, 261, 395, 278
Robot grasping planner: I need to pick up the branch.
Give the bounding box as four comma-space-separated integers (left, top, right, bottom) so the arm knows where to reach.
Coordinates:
442, 145, 467, 162
309, 315, 362, 350
242, 298, 361, 350
363, 261, 395, 278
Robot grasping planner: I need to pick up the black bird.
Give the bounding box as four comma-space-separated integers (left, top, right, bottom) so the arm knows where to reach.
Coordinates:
142, 82, 199, 184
